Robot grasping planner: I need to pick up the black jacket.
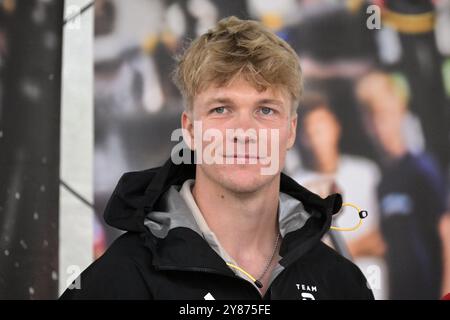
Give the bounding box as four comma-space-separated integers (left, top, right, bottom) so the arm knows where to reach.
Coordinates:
60, 156, 374, 300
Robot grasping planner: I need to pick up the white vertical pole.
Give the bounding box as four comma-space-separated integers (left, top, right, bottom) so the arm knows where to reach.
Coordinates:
59, 0, 94, 296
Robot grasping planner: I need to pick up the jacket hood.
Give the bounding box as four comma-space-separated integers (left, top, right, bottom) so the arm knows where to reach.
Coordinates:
103, 151, 342, 269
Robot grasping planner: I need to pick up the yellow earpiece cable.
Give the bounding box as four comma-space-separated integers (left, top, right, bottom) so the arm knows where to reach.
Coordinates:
226, 202, 368, 287
226, 262, 259, 284
330, 202, 366, 231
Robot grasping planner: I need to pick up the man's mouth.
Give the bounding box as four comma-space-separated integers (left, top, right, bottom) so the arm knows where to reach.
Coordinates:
222, 154, 264, 160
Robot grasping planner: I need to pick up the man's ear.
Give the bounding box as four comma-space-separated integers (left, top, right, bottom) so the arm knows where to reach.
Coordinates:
287, 114, 298, 150
181, 111, 194, 150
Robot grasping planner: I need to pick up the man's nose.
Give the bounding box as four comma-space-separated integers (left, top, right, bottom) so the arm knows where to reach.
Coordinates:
230, 111, 258, 143
232, 132, 256, 144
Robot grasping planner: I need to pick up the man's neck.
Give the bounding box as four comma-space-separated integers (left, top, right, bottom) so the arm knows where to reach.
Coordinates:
191, 171, 280, 263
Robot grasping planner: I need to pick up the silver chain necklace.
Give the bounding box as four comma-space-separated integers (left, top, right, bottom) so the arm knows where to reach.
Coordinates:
254, 231, 281, 289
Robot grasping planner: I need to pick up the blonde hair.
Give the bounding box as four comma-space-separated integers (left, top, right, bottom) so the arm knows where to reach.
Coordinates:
172, 16, 302, 114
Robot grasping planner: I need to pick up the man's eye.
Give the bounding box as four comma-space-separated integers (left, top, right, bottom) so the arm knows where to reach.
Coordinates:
259, 107, 274, 115
212, 106, 227, 114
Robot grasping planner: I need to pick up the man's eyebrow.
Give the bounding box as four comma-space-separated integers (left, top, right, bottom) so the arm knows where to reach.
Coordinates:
257, 98, 284, 106
204, 97, 234, 106
204, 97, 284, 106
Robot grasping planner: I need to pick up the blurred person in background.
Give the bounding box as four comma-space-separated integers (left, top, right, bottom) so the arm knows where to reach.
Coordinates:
293, 93, 387, 299
356, 71, 450, 299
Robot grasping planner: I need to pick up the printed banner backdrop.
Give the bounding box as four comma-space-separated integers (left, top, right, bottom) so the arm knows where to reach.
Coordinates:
93, 0, 450, 300
1, 0, 447, 300
0, 1, 64, 299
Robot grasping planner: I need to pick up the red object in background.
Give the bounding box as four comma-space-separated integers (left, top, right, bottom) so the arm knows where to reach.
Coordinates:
442, 293, 450, 300
373, 0, 385, 8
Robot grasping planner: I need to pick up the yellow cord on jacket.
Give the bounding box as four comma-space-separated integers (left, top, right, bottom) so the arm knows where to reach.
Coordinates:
226, 263, 259, 284
226, 202, 368, 288
330, 202, 368, 231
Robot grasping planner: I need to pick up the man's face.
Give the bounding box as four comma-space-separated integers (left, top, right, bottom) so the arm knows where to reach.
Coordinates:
182, 77, 297, 194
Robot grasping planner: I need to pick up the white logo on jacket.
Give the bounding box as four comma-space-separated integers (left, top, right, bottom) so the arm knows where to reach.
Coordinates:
296, 283, 317, 300
204, 292, 215, 300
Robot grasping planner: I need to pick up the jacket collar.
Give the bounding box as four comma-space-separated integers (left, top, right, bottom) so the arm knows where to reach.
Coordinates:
103, 151, 342, 272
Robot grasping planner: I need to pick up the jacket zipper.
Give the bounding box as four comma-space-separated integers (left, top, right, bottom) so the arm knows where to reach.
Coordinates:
154, 265, 268, 299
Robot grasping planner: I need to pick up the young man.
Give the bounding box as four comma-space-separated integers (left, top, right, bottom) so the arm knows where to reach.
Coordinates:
61, 16, 373, 300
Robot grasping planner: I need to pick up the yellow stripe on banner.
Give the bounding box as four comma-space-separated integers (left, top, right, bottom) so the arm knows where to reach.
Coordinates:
261, 13, 283, 32
382, 8, 435, 34
141, 34, 159, 54
346, 0, 364, 14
